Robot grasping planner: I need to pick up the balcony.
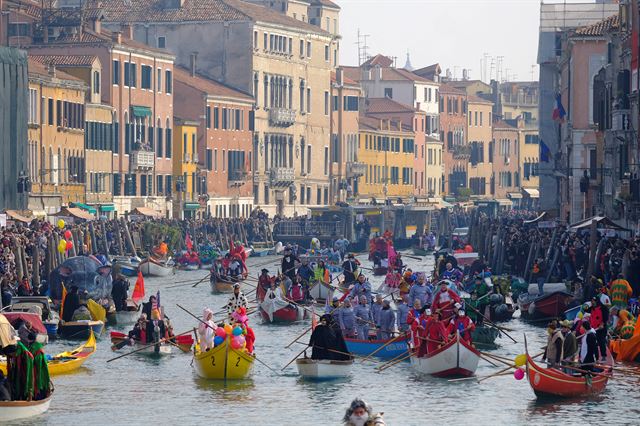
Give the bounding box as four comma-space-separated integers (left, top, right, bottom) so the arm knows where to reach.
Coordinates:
193, 153, 199, 163
612, 109, 631, 132
346, 161, 367, 178
131, 150, 155, 170
184, 152, 191, 163
228, 169, 249, 187
269, 167, 295, 187
451, 144, 471, 159
269, 108, 296, 127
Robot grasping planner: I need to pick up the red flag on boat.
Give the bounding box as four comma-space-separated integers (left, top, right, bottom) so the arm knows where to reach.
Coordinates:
132, 271, 145, 303
185, 233, 193, 251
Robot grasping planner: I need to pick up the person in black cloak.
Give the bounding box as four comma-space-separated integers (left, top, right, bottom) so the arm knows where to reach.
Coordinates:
62, 286, 80, 322
308, 314, 351, 361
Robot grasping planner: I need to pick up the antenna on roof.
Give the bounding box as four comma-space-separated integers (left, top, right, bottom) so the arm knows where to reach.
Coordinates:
355, 28, 370, 66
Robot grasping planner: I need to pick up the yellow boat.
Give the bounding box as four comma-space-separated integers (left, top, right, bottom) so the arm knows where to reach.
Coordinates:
0, 331, 96, 376
193, 337, 254, 380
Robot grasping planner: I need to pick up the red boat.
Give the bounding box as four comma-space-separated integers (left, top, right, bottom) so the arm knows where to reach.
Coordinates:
524, 336, 613, 398
518, 291, 573, 320
256, 283, 309, 324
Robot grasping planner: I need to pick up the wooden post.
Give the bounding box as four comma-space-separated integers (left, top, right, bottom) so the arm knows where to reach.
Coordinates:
523, 240, 536, 282
89, 222, 98, 255
114, 220, 125, 256
69, 229, 78, 257
586, 220, 598, 279
121, 218, 136, 256
13, 244, 23, 281
100, 222, 110, 258
32, 244, 40, 292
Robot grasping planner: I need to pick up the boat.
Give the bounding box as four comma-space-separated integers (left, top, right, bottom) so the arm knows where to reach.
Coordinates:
296, 358, 354, 380
563, 304, 582, 321
259, 301, 309, 323
525, 336, 613, 398
470, 326, 499, 349
7, 296, 59, 339
0, 395, 53, 422
139, 257, 175, 277
210, 273, 245, 294
58, 320, 104, 340
113, 299, 141, 325
518, 291, 574, 321
344, 335, 409, 360
1, 331, 97, 376
110, 331, 194, 355
250, 242, 275, 257
308, 279, 336, 303
193, 337, 255, 380
112, 255, 141, 277
412, 246, 429, 256
372, 266, 388, 276
453, 252, 479, 268
410, 332, 480, 377
3, 312, 49, 344
486, 293, 516, 323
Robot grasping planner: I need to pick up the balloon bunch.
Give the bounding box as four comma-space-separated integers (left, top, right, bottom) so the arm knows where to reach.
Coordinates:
513, 354, 526, 381
213, 324, 246, 350
56, 219, 74, 254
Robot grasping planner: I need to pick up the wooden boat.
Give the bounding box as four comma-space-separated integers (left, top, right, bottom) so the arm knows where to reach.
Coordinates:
410, 332, 480, 377
453, 252, 479, 268
112, 256, 141, 277
58, 320, 104, 340
372, 266, 388, 276
259, 303, 308, 323
110, 331, 193, 355
7, 297, 59, 339
344, 335, 409, 360
251, 245, 274, 257
525, 336, 613, 398
1, 331, 97, 376
518, 291, 574, 321
139, 257, 175, 277
193, 338, 254, 380
470, 326, 499, 349
308, 279, 335, 303
3, 312, 49, 344
412, 246, 429, 256
296, 358, 354, 379
113, 299, 141, 325
210, 273, 245, 294
0, 394, 53, 422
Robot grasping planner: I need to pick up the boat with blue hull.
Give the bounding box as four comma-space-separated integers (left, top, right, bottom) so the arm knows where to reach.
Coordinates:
344, 335, 409, 360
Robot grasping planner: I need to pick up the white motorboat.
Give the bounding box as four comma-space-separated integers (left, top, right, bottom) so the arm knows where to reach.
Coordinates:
295, 358, 353, 379
409, 332, 480, 377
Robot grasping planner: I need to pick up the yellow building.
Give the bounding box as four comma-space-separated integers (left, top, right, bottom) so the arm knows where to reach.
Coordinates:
173, 118, 201, 218
358, 116, 415, 201
27, 59, 87, 215
520, 126, 540, 206
467, 95, 494, 198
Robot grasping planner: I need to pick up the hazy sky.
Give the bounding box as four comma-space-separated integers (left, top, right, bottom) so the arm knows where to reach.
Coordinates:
338, 0, 556, 82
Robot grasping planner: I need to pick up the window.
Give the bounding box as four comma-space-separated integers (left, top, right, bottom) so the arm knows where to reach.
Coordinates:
589, 148, 598, 179
299, 81, 305, 113
307, 145, 312, 173
214, 107, 220, 129
384, 88, 393, 99
206, 149, 212, 171
324, 45, 329, 61
112, 60, 120, 84
156, 68, 162, 92
235, 109, 241, 130
141, 65, 152, 89
165, 127, 172, 158
344, 96, 358, 111
324, 91, 329, 115
166, 175, 172, 195
8, 22, 30, 37
264, 185, 270, 204
253, 31, 258, 49
300, 39, 304, 56
124, 62, 136, 87
206, 106, 211, 129
214, 149, 218, 172
165, 70, 172, 94
93, 71, 100, 95
156, 126, 163, 157
480, 111, 483, 126
307, 41, 312, 58
525, 134, 539, 144
158, 36, 166, 48
56, 100, 62, 126
306, 88, 311, 113
222, 108, 229, 130
316, 188, 321, 204
28, 88, 38, 124
223, 150, 226, 171
324, 146, 329, 175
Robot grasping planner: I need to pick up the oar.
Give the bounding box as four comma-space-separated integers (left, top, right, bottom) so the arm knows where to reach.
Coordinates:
403, 255, 423, 261
477, 366, 514, 383
252, 353, 281, 375
192, 272, 212, 288
360, 333, 408, 363
374, 349, 411, 371
285, 326, 313, 349
376, 351, 413, 372
282, 345, 309, 371
107, 329, 192, 362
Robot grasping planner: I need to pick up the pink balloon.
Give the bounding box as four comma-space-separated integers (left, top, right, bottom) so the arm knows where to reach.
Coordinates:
231, 335, 245, 349
513, 368, 525, 380
215, 327, 226, 338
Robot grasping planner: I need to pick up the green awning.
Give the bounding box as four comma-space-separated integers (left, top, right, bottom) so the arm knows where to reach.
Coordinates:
71, 202, 97, 215
131, 105, 152, 117
99, 204, 115, 212
183, 202, 201, 211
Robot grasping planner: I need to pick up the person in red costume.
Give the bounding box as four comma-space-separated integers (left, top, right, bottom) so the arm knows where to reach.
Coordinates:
232, 307, 255, 354
417, 310, 448, 357
432, 281, 461, 321
407, 299, 425, 349
229, 240, 248, 275
447, 309, 475, 342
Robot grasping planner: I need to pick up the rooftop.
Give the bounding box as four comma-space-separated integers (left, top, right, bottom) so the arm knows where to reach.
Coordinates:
174, 66, 253, 101
364, 98, 420, 115
439, 83, 466, 95
359, 114, 413, 133
493, 119, 515, 130
574, 13, 619, 37
28, 58, 85, 84
341, 65, 433, 84
29, 54, 99, 67
467, 94, 493, 105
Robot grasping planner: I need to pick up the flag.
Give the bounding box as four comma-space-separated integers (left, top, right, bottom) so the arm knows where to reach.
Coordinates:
311, 305, 317, 330
60, 284, 67, 320
540, 140, 551, 163
552, 93, 566, 122
132, 271, 145, 303
185, 233, 193, 251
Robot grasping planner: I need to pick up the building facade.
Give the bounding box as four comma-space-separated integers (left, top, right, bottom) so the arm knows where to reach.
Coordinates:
492, 119, 521, 202
439, 83, 468, 196
172, 118, 201, 219
467, 95, 493, 198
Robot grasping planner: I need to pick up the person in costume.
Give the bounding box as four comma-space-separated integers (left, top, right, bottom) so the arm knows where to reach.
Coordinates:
308, 314, 351, 361
431, 281, 461, 321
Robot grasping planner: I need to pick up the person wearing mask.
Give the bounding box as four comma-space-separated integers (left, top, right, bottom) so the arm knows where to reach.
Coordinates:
431, 281, 461, 321
226, 283, 249, 316
580, 321, 598, 372
395, 294, 410, 333
353, 295, 373, 340
342, 254, 360, 285
447, 309, 475, 342
377, 300, 396, 340
338, 298, 357, 338
342, 398, 385, 426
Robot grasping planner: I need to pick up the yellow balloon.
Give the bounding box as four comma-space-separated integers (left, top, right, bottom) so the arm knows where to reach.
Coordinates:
58, 241, 67, 254
514, 354, 527, 367
57, 219, 65, 229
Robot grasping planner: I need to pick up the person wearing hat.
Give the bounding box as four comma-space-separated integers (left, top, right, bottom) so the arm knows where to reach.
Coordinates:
560, 320, 577, 365
258, 268, 273, 291
418, 309, 447, 357
431, 281, 461, 322
370, 294, 384, 329
326, 295, 341, 325
377, 300, 396, 340
447, 308, 475, 343
396, 294, 410, 333
610, 273, 633, 309
226, 283, 248, 316
308, 313, 351, 361
543, 321, 564, 368
354, 295, 373, 340
297, 257, 314, 285
342, 253, 360, 285
351, 273, 372, 303
338, 297, 357, 338
281, 246, 299, 282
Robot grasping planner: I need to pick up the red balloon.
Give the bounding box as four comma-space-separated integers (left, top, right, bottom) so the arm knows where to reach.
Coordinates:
66, 240, 73, 250
64, 230, 72, 240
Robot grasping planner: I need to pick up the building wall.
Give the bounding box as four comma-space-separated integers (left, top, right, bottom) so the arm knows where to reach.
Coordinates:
492, 125, 520, 199
425, 139, 443, 197
173, 123, 198, 218
85, 103, 114, 207
439, 88, 468, 195
520, 126, 540, 197
467, 100, 493, 197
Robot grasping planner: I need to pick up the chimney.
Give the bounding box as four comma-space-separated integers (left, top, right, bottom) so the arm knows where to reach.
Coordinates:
397, 120, 402, 131
91, 18, 101, 34
374, 64, 382, 81
121, 23, 133, 40
190, 52, 198, 77
48, 64, 56, 78
336, 68, 343, 87
112, 31, 122, 44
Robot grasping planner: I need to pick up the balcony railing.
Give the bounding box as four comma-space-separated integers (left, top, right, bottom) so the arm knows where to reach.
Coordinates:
269, 167, 295, 187
228, 169, 248, 187
612, 109, 631, 131
269, 108, 296, 127
346, 161, 367, 178
131, 150, 155, 170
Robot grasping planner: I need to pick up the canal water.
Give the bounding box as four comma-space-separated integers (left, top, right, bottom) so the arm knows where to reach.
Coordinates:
9, 253, 640, 425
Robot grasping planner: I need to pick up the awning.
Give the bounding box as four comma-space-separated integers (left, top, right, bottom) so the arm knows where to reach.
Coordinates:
522, 188, 540, 198
437, 200, 454, 209
4, 210, 33, 223
570, 216, 630, 232
131, 105, 152, 117
507, 192, 523, 199
496, 199, 513, 206
131, 207, 162, 218
52, 207, 95, 221
183, 202, 201, 211
71, 202, 97, 215
99, 204, 115, 212
524, 212, 547, 225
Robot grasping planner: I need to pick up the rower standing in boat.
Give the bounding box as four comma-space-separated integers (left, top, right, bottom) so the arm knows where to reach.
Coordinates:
408, 274, 431, 307
354, 295, 373, 340
307, 314, 350, 361
297, 258, 314, 287
281, 247, 299, 282
338, 298, 358, 338
377, 300, 396, 340
580, 321, 598, 372
226, 283, 249, 316
432, 281, 461, 321
371, 294, 383, 330
351, 274, 372, 303
111, 274, 129, 312
396, 294, 410, 333
342, 253, 360, 285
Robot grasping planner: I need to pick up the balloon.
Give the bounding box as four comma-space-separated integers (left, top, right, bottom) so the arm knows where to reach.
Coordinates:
514, 354, 527, 367
58, 240, 67, 253
231, 335, 245, 349
66, 240, 73, 250
232, 326, 243, 336
57, 219, 65, 229
224, 324, 233, 335
213, 335, 224, 346
215, 327, 226, 338
513, 368, 525, 380
64, 230, 72, 240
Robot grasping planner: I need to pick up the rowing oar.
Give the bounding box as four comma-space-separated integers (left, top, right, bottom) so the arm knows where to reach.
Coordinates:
477, 366, 514, 383
403, 255, 423, 261
107, 329, 193, 362
360, 332, 408, 363
376, 351, 413, 372
286, 326, 313, 349
251, 353, 281, 375
282, 345, 308, 371
291, 341, 364, 361
375, 348, 411, 370
192, 272, 212, 288
464, 304, 517, 343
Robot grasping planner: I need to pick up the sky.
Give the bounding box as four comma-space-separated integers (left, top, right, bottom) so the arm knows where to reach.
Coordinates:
338, 0, 592, 82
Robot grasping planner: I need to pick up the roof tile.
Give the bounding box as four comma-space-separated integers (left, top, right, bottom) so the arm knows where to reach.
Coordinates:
575, 13, 619, 37
174, 66, 253, 101
29, 54, 99, 67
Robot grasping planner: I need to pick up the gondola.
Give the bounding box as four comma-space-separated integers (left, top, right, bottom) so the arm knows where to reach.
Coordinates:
410, 332, 480, 377
518, 291, 574, 321
210, 272, 246, 294
110, 331, 193, 355
58, 320, 104, 340
193, 337, 254, 380
139, 257, 175, 277
344, 334, 409, 360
